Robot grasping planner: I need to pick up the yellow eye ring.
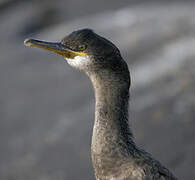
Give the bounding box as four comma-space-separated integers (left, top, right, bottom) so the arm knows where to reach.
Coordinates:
78, 44, 87, 51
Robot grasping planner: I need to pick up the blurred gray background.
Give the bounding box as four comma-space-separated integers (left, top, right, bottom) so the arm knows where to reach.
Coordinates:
1, 0, 195, 179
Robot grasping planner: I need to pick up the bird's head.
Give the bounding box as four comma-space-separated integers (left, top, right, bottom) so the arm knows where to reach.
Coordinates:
24, 29, 125, 73
24, 28, 130, 91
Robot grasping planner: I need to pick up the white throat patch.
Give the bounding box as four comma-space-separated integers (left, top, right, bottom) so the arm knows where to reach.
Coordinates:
66, 56, 90, 70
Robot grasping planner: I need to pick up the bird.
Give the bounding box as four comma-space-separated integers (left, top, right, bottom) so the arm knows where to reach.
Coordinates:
24, 29, 177, 180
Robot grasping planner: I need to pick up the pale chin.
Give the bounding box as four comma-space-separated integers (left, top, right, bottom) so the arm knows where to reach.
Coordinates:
66, 56, 90, 70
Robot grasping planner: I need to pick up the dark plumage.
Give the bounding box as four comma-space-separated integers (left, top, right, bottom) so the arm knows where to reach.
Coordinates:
24, 29, 177, 180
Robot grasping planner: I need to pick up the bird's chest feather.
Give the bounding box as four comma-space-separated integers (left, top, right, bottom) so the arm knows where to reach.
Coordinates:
92, 153, 146, 180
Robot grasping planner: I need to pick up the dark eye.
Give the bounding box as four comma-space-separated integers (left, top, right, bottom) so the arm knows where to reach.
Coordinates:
78, 44, 87, 51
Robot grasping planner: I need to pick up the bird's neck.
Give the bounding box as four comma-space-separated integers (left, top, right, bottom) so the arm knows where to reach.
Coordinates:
89, 70, 135, 174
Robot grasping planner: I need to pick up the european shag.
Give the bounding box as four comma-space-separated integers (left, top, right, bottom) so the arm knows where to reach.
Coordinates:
24, 29, 177, 180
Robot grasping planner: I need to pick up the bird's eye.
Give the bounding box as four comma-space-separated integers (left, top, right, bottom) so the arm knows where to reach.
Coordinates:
78, 44, 87, 51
